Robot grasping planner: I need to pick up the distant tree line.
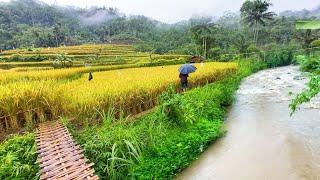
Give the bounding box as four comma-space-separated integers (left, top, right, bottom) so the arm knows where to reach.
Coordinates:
0, 0, 319, 57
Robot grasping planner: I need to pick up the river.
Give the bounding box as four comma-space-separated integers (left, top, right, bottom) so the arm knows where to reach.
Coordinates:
178, 66, 320, 180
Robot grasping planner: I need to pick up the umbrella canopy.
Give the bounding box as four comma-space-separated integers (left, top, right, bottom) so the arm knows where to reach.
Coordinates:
179, 64, 197, 74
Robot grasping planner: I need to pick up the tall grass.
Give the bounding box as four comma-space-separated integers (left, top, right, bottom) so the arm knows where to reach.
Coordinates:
0, 133, 39, 179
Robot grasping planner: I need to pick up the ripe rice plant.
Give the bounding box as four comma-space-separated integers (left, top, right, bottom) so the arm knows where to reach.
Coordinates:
0, 62, 237, 132
0, 44, 189, 66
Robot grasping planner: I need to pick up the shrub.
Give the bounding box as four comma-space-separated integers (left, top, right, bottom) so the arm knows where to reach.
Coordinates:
311, 39, 320, 47
208, 47, 223, 59
247, 44, 261, 53
158, 85, 197, 124
52, 53, 73, 68
134, 43, 153, 52
0, 134, 39, 180
262, 45, 295, 68
174, 43, 200, 55
8, 54, 47, 62
296, 55, 320, 72
9, 54, 23, 61
290, 75, 320, 113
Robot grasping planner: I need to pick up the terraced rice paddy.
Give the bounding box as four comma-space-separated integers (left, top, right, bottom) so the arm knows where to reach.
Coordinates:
0, 62, 237, 133
0, 44, 189, 68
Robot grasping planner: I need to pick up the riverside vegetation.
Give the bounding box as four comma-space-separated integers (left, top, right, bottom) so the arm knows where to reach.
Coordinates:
290, 54, 320, 112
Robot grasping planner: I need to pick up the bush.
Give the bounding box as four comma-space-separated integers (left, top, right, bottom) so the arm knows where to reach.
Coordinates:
0, 134, 39, 180
296, 55, 320, 72
52, 53, 73, 68
262, 45, 295, 68
134, 43, 153, 52
159, 85, 197, 124
8, 54, 47, 62
208, 47, 223, 59
247, 44, 261, 53
174, 43, 200, 55
290, 75, 320, 113
311, 39, 320, 47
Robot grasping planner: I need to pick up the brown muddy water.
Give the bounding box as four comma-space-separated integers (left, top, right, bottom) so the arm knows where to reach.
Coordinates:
178, 66, 320, 180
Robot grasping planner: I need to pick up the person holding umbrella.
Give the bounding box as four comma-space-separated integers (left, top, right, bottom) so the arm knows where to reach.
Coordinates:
178, 60, 197, 91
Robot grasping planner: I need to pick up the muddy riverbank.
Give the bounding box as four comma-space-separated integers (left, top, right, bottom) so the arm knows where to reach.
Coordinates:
178, 66, 320, 180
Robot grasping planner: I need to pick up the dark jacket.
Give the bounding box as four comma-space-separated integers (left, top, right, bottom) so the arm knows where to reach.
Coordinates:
179, 73, 189, 82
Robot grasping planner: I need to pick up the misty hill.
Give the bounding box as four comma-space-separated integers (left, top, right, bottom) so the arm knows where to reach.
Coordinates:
280, 6, 320, 19
0, 0, 164, 50
0, 0, 319, 54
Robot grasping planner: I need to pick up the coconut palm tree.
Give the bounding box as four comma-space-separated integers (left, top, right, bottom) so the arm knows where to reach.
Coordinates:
240, 0, 275, 44
191, 23, 217, 59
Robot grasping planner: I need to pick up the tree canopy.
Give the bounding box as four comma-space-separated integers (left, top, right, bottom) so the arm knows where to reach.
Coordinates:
0, 0, 319, 56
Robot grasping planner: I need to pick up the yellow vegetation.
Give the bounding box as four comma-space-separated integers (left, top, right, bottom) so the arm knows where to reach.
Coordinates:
0, 62, 237, 131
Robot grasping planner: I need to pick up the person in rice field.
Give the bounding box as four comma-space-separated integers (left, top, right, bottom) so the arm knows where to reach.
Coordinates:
178, 59, 197, 91
88, 72, 93, 81
179, 73, 189, 90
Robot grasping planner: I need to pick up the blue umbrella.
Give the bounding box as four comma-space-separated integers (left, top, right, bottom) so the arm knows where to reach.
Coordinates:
179, 64, 197, 74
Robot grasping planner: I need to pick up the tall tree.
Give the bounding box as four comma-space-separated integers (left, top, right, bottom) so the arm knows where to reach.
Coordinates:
240, 0, 275, 44
191, 23, 217, 58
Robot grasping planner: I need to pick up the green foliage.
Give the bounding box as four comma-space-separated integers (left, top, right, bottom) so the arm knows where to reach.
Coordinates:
208, 47, 223, 59
296, 55, 320, 72
0, 133, 39, 180
0, 0, 315, 57
310, 39, 320, 47
240, 0, 275, 43
263, 44, 295, 68
159, 85, 199, 125
134, 43, 154, 52
290, 75, 320, 113
173, 43, 200, 55
73, 110, 166, 179
132, 118, 223, 179
247, 44, 261, 53
8, 54, 47, 62
190, 23, 219, 58
296, 21, 320, 30
53, 52, 73, 68
290, 55, 320, 113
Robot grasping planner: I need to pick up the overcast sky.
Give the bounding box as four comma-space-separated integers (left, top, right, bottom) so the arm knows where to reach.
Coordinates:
1, 0, 319, 23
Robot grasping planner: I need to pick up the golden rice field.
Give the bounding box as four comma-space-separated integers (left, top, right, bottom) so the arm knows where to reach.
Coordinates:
0, 44, 189, 67
1, 44, 136, 56
0, 62, 237, 132
0, 64, 145, 83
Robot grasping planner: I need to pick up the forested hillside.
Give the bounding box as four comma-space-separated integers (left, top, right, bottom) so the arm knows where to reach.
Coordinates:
0, 0, 319, 56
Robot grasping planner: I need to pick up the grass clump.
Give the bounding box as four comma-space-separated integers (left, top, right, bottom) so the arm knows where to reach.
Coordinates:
0, 133, 39, 179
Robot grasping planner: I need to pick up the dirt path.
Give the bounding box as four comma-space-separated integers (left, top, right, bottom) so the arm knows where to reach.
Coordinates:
178, 66, 320, 180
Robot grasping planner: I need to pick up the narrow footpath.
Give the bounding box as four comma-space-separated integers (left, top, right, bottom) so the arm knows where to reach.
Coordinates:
179, 66, 320, 180
36, 121, 99, 180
